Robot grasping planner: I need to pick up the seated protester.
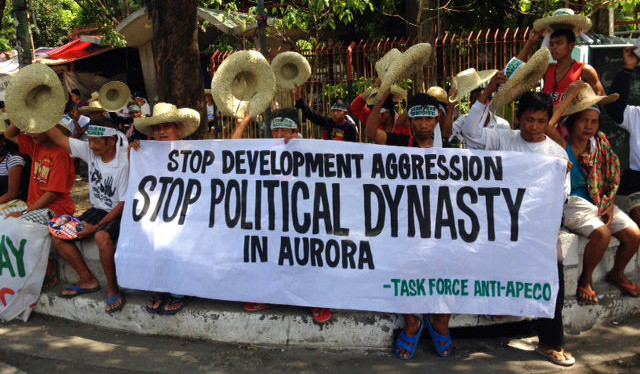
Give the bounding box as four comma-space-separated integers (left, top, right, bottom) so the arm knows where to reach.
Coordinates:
366, 90, 452, 359
233, 108, 332, 324
134, 94, 152, 117
0, 131, 28, 204
462, 73, 574, 367
546, 81, 640, 303
130, 102, 199, 315
351, 80, 411, 137
124, 104, 148, 142
45, 117, 129, 314
4, 120, 76, 290
294, 85, 358, 142
603, 47, 640, 227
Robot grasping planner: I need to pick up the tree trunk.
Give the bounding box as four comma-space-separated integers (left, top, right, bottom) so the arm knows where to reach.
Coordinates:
0, 1, 6, 23
591, 6, 609, 35
144, 0, 206, 138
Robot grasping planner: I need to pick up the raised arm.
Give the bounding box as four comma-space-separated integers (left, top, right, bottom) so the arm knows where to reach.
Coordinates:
46, 126, 72, 154
364, 89, 390, 144
461, 72, 506, 148
547, 81, 586, 149
231, 110, 252, 139
293, 84, 330, 128
516, 30, 542, 63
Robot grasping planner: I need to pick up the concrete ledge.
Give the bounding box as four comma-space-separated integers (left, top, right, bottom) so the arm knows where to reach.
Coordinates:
36, 230, 640, 349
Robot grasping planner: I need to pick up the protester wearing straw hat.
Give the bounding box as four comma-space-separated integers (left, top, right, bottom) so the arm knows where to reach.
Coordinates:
462, 73, 575, 367
603, 47, 640, 229
518, 9, 604, 106
545, 81, 640, 307
294, 84, 358, 142
447, 68, 510, 148
130, 102, 200, 315
351, 79, 411, 137
45, 117, 130, 313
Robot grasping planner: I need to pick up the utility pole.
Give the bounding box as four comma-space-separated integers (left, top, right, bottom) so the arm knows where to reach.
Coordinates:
257, 0, 271, 137
13, 0, 34, 67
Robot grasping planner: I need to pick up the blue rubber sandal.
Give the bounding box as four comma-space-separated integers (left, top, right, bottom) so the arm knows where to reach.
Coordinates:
424, 314, 452, 357
105, 292, 125, 314
394, 317, 424, 360
60, 284, 100, 298
145, 293, 165, 314
160, 295, 189, 315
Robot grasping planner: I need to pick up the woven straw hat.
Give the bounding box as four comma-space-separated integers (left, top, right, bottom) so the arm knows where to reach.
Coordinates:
134, 102, 200, 138
78, 100, 107, 114
449, 68, 498, 103
98, 81, 131, 112
88, 91, 100, 102
375, 48, 402, 78
211, 50, 276, 119
561, 84, 618, 117
5, 63, 66, 134
363, 85, 407, 106
375, 43, 432, 103
427, 86, 450, 104
271, 51, 311, 90
533, 8, 592, 35
491, 48, 551, 110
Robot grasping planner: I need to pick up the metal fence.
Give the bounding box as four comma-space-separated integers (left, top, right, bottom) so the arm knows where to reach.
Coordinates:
209, 27, 532, 139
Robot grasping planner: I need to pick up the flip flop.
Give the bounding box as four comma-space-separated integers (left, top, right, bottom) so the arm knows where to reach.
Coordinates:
244, 303, 273, 312
535, 345, 575, 366
106, 292, 125, 314
394, 317, 424, 361
424, 314, 453, 357
576, 286, 599, 305
60, 284, 101, 298
145, 293, 165, 314
311, 308, 332, 324
160, 295, 189, 315
606, 278, 640, 298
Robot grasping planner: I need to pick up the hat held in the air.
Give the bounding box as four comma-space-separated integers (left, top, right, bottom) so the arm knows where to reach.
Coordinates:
449, 68, 498, 103
5, 63, 66, 134
211, 50, 276, 119
134, 102, 200, 138
271, 51, 311, 91
491, 47, 551, 109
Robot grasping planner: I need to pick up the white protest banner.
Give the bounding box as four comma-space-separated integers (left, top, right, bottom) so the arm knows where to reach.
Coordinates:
0, 218, 51, 322
116, 139, 567, 318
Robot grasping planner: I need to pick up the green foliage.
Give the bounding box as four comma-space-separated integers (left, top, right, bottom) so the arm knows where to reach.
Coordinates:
0, 4, 16, 52
29, 0, 81, 47
321, 76, 412, 103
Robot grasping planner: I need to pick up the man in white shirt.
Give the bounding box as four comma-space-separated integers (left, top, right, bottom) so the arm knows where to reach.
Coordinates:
46, 117, 129, 314
462, 72, 574, 367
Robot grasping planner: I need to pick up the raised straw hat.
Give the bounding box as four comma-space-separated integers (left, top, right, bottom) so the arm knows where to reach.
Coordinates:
363, 85, 407, 106
561, 84, 618, 117
98, 81, 131, 112
427, 86, 449, 104
271, 51, 311, 90
374, 43, 432, 103
87, 91, 100, 102
211, 50, 276, 119
448, 68, 498, 103
533, 8, 592, 36
78, 100, 107, 114
5, 63, 66, 134
490, 47, 551, 110
134, 102, 200, 138
375, 48, 402, 79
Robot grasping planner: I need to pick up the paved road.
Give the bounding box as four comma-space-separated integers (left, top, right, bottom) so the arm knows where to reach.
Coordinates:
1, 313, 639, 374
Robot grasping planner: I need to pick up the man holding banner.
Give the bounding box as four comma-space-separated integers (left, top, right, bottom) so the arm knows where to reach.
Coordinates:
462, 72, 574, 366
45, 117, 129, 314
366, 90, 454, 359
